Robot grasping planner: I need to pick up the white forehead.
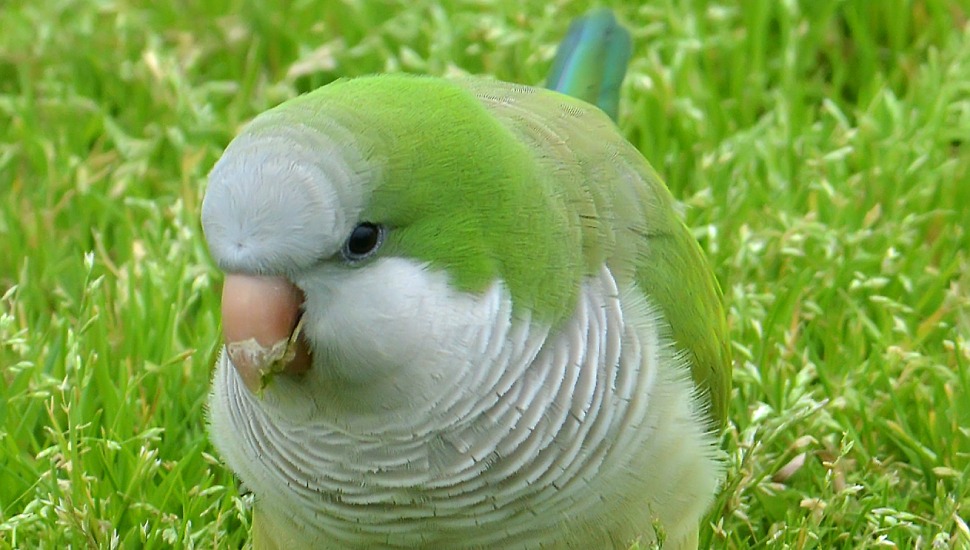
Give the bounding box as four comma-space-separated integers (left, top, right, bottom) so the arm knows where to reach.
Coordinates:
201, 118, 377, 275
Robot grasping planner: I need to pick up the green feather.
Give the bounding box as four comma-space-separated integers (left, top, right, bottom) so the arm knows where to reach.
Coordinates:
632, 203, 733, 429
546, 8, 631, 121
460, 77, 732, 429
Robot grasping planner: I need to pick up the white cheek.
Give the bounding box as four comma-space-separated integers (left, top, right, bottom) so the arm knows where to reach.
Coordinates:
299, 257, 506, 397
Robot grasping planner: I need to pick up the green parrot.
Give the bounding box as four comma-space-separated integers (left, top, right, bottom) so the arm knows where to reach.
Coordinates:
202, 9, 731, 550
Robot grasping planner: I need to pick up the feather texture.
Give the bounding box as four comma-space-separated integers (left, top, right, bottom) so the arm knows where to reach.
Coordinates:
209, 263, 720, 548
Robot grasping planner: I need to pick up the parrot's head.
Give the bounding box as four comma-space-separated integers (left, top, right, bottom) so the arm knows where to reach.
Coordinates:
201, 75, 597, 427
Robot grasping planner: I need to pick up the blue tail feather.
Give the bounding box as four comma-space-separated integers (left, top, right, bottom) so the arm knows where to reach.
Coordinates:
546, 8, 631, 121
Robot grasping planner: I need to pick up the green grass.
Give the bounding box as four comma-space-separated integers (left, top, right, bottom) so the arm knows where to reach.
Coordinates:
1, 0, 968, 548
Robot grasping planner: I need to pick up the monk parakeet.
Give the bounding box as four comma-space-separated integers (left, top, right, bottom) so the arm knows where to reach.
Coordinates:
203, 9, 730, 550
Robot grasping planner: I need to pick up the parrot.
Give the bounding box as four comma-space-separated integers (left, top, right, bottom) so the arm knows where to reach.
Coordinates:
202, 9, 731, 550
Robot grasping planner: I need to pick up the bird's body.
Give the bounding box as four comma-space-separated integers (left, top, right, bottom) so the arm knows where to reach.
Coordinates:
203, 32, 729, 549
210, 262, 719, 549
203, 75, 729, 548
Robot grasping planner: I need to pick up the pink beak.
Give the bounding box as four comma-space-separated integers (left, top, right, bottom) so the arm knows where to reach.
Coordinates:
221, 274, 311, 392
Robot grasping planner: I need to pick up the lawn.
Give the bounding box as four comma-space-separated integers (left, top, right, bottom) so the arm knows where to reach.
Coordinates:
1, 0, 968, 548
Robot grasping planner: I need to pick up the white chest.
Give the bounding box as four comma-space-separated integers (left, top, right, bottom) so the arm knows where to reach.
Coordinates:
208, 265, 722, 548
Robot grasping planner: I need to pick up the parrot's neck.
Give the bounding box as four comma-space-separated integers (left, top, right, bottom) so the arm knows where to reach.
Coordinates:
209, 265, 721, 548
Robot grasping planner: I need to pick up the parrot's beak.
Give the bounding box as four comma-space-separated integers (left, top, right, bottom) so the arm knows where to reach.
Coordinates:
220, 274, 312, 393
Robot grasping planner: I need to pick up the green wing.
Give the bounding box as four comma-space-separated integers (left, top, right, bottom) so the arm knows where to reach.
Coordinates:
544, 12, 728, 427
632, 202, 732, 430
459, 78, 732, 431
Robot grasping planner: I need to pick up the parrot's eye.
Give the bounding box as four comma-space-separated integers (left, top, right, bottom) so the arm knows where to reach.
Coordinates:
342, 222, 385, 262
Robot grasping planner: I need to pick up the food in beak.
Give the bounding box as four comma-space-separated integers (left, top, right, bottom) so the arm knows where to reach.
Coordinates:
221, 274, 311, 392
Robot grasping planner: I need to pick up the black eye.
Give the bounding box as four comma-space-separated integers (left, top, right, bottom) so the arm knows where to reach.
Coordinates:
342, 222, 384, 262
